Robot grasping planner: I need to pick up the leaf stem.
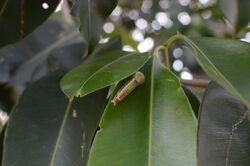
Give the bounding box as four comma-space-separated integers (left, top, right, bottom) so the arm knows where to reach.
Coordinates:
162, 33, 211, 89
153, 34, 184, 68
164, 34, 250, 109
163, 33, 183, 47
153, 46, 169, 68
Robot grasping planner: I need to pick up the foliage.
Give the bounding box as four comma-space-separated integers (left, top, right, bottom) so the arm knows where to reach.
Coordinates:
0, 0, 250, 166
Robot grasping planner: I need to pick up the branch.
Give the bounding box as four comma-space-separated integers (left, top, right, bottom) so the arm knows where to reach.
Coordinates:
181, 79, 210, 88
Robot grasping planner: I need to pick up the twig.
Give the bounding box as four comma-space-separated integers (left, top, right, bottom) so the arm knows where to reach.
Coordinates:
181, 79, 210, 88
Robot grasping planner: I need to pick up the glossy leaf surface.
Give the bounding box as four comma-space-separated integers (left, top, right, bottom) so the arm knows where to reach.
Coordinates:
2, 72, 108, 166
0, 0, 61, 47
60, 51, 149, 99
88, 57, 197, 166
0, 20, 65, 84
182, 36, 250, 108
71, 0, 118, 50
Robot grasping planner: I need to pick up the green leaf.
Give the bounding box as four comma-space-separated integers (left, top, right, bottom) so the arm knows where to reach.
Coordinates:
60, 51, 149, 99
180, 36, 250, 108
0, 0, 61, 47
0, 21, 83, 86
2, 72, 108, 166
218, 0, 250, 32
71, 0, 118, 51
0, 85, 14, 112
10, 30, 82, 85
47, 42, 86, 71
90, 37, 122, 56
198, 82, 250, 166
87, 57, 197, 166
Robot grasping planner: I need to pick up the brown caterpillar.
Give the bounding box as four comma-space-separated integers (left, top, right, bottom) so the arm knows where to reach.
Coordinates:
111, 72, 145, 106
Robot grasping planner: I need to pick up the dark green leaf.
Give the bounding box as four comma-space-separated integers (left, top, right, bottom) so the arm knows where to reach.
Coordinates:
90, 37, 122, 56
48, 37, 122, 72
60, 51, 149, 99
88, 57, 197, 166
47, 42, 86, 71
0, 0, 61, 47
0, 20, 65, 84
183, 86, 200, 117
2, 72, 108, 166
198, 82, 250, 166
0, 85, 14, 112
70, 0, 118, 51
0, 126, 7, 164
181, 36, 250, 108
219, 0, 250, 32
10, 31, 83, 86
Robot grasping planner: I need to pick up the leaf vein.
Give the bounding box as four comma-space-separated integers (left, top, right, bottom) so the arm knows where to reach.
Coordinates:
78, 53, 138, 97
49, 101, 72, 166
225, 111, 248, 166
147, 57, 155, 166
182, 36, 250, 109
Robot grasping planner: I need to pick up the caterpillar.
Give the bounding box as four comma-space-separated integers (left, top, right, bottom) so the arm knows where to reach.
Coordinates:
111, 72, 145, 106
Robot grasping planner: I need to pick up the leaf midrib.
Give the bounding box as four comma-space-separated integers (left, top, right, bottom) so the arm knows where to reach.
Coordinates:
147, 57, 155, 166
183, 36, 250, 109
77, 53, 140, 97
49, 100, 72, 166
